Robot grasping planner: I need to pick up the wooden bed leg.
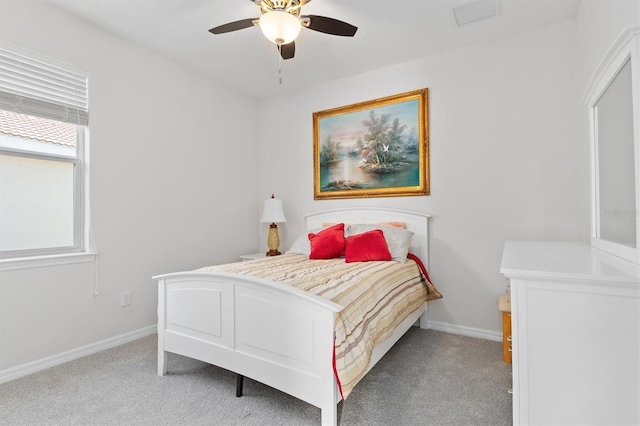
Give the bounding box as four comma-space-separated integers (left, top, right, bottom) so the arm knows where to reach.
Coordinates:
419, 309, 429, 329
157, 280, 168, 377
236, 375, 244, 397
158, 349, 168, 376
321, 403, 338, 426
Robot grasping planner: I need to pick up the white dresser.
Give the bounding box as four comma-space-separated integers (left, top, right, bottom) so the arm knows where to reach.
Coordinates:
500, 241, 640, 425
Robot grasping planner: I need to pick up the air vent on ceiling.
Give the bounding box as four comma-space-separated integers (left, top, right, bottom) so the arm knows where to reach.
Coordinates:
452, 0, 499, 27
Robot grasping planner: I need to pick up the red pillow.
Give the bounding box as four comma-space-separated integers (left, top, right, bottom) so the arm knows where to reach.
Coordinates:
308, 223, 345, 259
344, 229, 392, 263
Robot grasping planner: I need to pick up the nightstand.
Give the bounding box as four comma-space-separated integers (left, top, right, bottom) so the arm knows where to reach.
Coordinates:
499, 294, 511, 364
239, 253, 267, 261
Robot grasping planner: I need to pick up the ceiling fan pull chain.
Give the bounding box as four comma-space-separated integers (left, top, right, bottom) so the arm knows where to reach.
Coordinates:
277, 43, 283, 84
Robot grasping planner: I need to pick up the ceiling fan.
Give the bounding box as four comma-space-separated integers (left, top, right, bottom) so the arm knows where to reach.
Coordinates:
208, 0, 358, 60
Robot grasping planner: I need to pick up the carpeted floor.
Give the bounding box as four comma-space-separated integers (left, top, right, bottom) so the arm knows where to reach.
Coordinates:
0, 328, 512, 425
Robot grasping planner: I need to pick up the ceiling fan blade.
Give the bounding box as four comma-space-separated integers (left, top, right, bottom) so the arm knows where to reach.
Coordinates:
279, 41, 295, 60
303, 15, 357, 37
209, 18, 257, 34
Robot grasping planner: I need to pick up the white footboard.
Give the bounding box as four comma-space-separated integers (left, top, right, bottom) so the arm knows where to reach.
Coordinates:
154, 271, 344, 425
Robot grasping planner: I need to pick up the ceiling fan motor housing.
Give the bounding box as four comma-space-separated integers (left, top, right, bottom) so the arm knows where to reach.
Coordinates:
257, 0, 302, 18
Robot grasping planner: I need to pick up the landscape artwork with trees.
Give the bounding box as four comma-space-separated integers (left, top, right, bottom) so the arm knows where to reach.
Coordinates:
313, 89, 429, 199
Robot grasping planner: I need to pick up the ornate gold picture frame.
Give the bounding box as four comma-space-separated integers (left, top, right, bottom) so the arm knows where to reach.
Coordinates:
313, 89, 429, 200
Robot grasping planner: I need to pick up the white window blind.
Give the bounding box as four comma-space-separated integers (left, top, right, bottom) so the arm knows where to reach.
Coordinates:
0, 45, 88, 125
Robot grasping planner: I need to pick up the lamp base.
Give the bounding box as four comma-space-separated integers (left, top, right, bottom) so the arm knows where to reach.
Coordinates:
266, 223, 282, 256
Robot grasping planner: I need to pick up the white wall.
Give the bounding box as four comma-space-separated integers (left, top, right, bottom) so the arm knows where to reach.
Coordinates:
0, 1, 260, 372
257, 19, 589, 335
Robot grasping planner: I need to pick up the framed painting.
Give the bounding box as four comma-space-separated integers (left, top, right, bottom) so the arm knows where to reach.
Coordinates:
313, 88, 429, 200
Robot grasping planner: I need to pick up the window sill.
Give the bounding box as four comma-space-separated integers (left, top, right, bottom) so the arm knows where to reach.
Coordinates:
0, 252, 97, 272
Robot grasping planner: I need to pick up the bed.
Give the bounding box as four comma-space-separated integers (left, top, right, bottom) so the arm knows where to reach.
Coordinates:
153, 208, 441, 425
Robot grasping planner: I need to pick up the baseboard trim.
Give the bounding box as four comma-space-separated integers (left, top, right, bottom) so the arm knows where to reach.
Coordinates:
0, 322, 500, 385
426, 320, 502, 342
0, 325, 157, 385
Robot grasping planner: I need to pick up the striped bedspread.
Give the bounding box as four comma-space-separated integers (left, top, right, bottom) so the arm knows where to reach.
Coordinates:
198, 253, 442, 398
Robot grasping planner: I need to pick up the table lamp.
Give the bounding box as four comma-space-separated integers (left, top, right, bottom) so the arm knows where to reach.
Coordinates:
260, 194, 287, 256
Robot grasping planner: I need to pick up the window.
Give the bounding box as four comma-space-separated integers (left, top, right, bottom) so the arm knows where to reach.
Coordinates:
0, 43, 90, 264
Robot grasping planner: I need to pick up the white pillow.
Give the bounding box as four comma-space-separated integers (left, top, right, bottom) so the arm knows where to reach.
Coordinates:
286, 234, 311, 255
285, 227, 324, 255
347, 224, 413, 262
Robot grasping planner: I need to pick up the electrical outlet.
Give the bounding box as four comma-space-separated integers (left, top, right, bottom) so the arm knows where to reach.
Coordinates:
121, 291, 132, 307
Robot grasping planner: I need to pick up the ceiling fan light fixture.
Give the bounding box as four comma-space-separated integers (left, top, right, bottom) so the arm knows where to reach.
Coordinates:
259, 10, 301, 45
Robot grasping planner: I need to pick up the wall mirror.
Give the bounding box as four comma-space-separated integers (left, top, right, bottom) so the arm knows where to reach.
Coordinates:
585, 28, 640, 263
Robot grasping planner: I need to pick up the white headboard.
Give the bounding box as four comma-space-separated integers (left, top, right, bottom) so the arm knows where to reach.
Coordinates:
305, 208, 430, 268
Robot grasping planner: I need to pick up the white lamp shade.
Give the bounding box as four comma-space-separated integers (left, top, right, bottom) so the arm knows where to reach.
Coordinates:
260, 197, 287, 223
259, 11, 302, 45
